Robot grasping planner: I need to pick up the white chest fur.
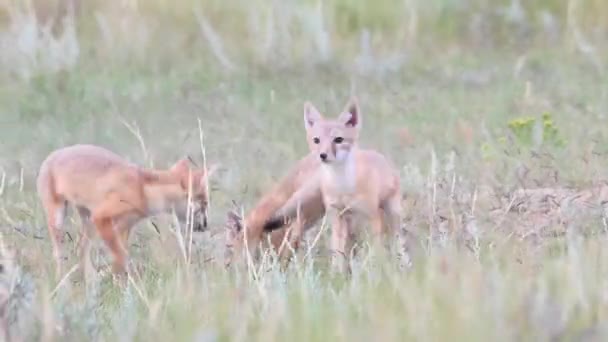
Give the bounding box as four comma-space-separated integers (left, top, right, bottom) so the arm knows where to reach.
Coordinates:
322, 153, 357, 210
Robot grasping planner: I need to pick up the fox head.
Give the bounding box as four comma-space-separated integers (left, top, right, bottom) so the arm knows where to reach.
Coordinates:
303, 97, 361, 165
168, 158, 217, 232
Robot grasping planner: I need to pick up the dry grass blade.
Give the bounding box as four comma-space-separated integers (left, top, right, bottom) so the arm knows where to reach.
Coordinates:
117, 117, 150, 166
194, 7, 236, 72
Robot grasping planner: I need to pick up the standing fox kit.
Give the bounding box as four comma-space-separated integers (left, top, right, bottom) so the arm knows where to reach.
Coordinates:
264, 98, 404, 272
37, 144, 210, 277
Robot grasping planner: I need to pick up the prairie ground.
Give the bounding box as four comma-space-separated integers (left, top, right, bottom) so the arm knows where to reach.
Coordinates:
1, 1, 608, 341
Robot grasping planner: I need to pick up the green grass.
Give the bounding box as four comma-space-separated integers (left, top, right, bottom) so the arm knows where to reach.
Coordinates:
2, 0, 608, 341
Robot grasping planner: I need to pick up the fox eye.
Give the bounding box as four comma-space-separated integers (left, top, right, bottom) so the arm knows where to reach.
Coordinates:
333, 137, 344, 144
313, 137, 320, 144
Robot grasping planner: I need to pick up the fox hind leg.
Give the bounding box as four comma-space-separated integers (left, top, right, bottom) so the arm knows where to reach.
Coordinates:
91, 198, 137, 278
383, 195, 412, 269
277, 221, 307, 270
330, 212, 354, 275
41, 197, 68, 278
76, 206, 97, 283
93, 216, 128, 277
370, 207, 387, 245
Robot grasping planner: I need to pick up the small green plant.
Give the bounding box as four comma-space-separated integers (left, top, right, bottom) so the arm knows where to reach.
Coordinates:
481, 113, 566, 160
507, 113, 566, 148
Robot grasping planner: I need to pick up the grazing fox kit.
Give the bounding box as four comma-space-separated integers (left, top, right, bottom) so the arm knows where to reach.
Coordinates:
224, 153, 325, 267
37, 144, 210, 277
263, 98, 406, 272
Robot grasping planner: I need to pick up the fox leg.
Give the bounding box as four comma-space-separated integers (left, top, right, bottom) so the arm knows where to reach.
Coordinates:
286, 218, 308, 257
267, 225, 292, 269
370, 207, 387, 239
93, 216, 126, 276
41, 197, 67, 278
76, 207, 95, 280
270, 226, 293, 264
276, 193, 326, 267
369, 208, 391, 258
383, 195, 411, 269
276, 221, 307, 269
275, 205, 307, 258
265, 224, 297, 269
118, 223, 133, 251
330, 212, 353, 274
269, 227, 289, 253
91, 199, 138, 276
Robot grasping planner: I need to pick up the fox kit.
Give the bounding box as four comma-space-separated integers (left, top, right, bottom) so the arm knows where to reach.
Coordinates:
37, 144, 211, 277
224, 153, 325, 267
264, 98, 406, 273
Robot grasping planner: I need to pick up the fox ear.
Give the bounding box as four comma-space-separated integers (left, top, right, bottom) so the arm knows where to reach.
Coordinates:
171, 158, 189, 174
303, 102, 322, 130
338, 97, 361, 129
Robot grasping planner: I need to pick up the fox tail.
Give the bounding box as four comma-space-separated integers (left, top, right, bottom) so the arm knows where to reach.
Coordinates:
262, 177, 325, 231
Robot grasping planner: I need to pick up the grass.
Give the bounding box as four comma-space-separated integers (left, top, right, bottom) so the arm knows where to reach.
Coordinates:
1, 0, 608, 340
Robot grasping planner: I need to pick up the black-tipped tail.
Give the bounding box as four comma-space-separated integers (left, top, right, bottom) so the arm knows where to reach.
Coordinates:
263, 216, 289, 232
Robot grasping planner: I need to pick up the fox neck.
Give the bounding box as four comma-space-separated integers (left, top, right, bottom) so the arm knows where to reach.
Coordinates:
142, 178, 184, 216
321, 148, 357, 194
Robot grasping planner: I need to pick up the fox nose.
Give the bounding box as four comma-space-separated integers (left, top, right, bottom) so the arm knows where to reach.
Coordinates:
319, 153, 328, 161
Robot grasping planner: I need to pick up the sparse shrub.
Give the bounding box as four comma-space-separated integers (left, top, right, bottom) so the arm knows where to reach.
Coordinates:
507, 112, 566, 148
481, 113, 565, 161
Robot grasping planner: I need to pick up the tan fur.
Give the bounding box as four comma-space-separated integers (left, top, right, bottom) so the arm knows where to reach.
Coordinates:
37, 144, 210, 277
268, 98, 404, 273
224, 153, 325, 266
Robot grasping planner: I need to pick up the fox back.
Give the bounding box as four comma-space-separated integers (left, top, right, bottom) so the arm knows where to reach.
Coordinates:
37, 144, 211, 230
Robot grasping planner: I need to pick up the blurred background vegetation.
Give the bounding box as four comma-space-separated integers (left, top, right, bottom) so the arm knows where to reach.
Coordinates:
1, 0, 607, 75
